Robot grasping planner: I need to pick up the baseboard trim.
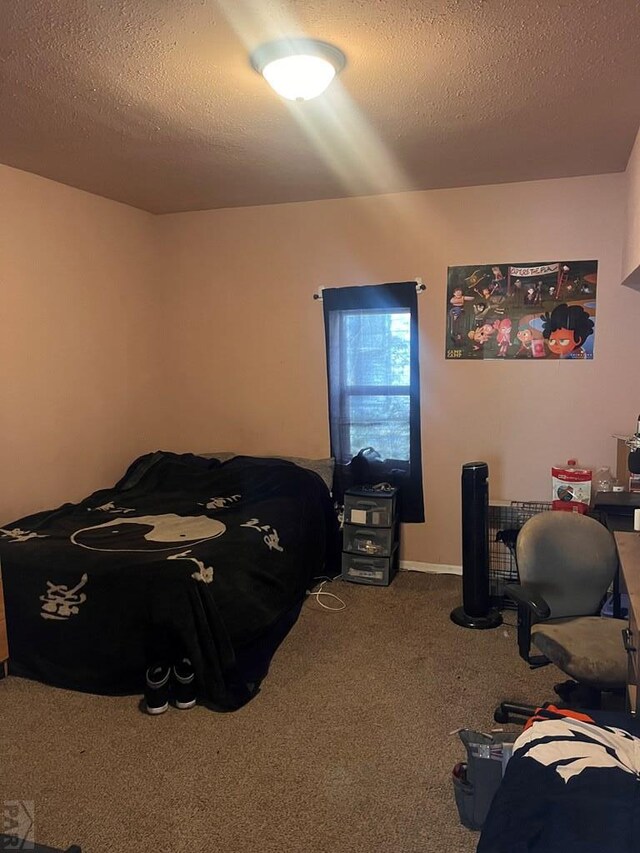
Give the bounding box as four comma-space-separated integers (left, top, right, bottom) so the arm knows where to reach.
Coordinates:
400, 560, 462, 576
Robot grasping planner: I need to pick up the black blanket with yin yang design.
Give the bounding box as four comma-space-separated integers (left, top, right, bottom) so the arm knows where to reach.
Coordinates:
0, 452, 340, 709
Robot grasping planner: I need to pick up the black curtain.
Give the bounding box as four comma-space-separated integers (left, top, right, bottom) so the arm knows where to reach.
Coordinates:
322, 281, 424, 523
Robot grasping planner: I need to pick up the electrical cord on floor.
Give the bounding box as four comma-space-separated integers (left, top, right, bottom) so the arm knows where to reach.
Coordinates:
306, 574, 346, 611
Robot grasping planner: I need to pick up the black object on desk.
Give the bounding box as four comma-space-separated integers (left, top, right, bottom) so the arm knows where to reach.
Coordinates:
593, 491, 640, 530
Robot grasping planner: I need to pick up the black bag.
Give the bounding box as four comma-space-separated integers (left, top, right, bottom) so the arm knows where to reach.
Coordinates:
349, 447, 388, 485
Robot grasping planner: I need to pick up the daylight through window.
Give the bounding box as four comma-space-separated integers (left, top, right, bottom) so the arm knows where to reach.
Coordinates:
340, 309, 411, 462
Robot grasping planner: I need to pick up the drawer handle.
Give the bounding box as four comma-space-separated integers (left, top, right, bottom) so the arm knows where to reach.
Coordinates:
623, 628, 637, 653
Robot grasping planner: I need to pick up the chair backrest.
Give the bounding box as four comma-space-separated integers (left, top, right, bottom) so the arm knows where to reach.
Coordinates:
516, 511, 618, 618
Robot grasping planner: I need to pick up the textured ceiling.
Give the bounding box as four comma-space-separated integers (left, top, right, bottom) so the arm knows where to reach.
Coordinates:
1, 0, 640, 214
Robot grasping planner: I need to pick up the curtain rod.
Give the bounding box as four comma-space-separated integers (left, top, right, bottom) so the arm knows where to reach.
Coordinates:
312, 278, 426, 301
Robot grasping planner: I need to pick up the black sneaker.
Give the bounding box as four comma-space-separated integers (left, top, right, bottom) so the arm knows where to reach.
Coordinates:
144, 662, 170, 715
172, 657, 197, 710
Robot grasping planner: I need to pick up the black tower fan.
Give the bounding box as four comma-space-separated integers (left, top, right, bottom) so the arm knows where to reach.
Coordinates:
450, 461, 502, 629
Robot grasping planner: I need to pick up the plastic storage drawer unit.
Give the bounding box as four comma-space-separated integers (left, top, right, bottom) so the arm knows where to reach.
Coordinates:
343, 487, 397, 527
342, 547, 399, 586
343, 523, 396, 557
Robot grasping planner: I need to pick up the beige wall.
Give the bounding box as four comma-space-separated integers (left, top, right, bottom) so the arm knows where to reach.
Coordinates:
3, 164, 638, 567
157, 173, 638, 566
623, 126, 640, 289
0, 164, 162, 524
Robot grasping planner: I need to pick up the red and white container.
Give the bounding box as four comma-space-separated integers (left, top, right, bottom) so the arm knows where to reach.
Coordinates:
551, 459, 592, 513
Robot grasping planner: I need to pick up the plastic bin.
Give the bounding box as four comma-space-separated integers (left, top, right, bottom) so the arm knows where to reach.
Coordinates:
343, 523, 397, 557
344, 487, 397, 527
342, 547, 399, 586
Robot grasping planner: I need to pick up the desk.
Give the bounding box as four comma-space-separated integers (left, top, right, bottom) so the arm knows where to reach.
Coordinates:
592, 496, 640, 618
614, 532, 640, 716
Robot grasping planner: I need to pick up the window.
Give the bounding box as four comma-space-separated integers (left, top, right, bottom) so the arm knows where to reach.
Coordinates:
334, 309, 411, 461
323, 281, 424, 522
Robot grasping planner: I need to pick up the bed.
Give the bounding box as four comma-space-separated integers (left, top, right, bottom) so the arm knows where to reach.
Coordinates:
0, 451, 340, 710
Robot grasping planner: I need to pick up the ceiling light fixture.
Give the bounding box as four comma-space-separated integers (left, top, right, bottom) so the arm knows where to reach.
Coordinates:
250, 38, 346, 102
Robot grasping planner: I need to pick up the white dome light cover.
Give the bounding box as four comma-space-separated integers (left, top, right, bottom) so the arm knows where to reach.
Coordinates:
251, 38, 346, 101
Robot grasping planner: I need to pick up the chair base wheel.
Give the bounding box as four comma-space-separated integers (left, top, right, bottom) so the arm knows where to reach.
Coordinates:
493, 707, 510, 724
553, 680, 601, 709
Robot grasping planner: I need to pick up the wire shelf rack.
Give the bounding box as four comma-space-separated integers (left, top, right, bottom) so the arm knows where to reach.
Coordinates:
488, 501, 552, 608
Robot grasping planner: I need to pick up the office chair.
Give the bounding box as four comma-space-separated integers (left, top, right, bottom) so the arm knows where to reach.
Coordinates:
494, 511, 627, 723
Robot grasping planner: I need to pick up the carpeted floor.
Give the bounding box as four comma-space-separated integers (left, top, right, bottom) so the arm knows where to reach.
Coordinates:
0, 572, 564, 853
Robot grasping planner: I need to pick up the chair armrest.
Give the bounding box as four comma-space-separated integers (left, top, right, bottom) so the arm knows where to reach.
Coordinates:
504, 584, 551, 620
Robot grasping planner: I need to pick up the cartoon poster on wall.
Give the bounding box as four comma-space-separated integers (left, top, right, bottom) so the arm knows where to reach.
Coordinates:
445, 260, 598, 360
